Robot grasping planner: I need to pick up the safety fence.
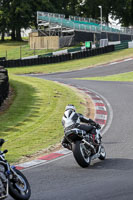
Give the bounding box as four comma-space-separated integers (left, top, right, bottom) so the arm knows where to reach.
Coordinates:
0, 66, 9, 107
0, 45, 115, 68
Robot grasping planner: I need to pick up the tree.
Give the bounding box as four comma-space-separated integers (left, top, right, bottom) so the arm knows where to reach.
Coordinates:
0, 0, 10, 41
111, 0, 132, 26
78, 0, 114, 24
8, 0, 32, 40
8, 0, 57, 40
29, 0, 55, 29
131, 0, 133, 25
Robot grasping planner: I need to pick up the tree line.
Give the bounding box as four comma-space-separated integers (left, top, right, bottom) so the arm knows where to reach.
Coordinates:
0, 0, 133, 41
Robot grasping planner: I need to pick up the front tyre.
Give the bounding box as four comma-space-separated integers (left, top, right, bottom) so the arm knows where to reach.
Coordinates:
99, 145, 106, 160
9, 168, 31, 200
72, 141, 91, 168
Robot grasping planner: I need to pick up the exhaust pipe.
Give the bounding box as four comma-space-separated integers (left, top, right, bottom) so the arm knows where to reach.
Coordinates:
82, 139, 96, 153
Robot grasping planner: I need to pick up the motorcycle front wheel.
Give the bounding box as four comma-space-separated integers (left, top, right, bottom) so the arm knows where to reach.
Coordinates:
9, 168, 31, 200
99, 145, 106, 160
72, 140, 91, 168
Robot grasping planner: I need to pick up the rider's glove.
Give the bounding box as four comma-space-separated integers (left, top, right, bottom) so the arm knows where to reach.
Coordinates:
96, 124, 101, 129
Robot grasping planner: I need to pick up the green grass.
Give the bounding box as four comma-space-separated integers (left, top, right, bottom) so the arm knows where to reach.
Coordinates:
0, 40, 82, 60
77, 71, 133, 82
1, 74, 85, 163
7, 48, 133, 75
0, 40, 55, 60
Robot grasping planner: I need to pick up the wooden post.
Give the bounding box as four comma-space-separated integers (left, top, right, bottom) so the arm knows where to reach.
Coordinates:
34, 42, 36, 55
93, 33, 96, 43
20, 46, 22, 59
47, 39, 48, 49
6, 50, 7, 60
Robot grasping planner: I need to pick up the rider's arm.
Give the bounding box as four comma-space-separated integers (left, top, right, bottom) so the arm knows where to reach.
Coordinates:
78, 113, 96, 125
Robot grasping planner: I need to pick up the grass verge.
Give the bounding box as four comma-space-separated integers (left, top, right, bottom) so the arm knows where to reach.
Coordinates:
76, 71, 133, 82
1, 75, 85, 163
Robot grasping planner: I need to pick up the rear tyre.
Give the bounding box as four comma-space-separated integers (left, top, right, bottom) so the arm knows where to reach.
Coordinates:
72, 141, 91, 168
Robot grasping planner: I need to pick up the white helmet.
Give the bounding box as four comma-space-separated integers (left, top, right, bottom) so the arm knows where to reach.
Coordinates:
62, 104, 80, 129
65, 104, 76, 112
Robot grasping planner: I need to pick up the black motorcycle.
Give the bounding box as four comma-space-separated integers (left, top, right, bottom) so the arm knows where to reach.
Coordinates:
0, 139, 31, 200
64, 127, 106, 168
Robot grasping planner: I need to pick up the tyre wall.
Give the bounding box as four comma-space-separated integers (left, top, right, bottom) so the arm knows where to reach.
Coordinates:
0, 66, 9, 107
0, 45, 115, 68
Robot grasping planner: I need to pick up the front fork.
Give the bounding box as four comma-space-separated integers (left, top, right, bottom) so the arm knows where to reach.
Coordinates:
6, 165, 22, 185
0, 174, 9, 199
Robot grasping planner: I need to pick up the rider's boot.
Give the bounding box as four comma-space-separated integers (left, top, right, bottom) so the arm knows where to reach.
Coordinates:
62, 142, 72, 150
95, 132, 102, 144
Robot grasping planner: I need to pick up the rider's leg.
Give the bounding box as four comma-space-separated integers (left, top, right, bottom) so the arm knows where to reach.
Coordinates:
61, 136, 72, 150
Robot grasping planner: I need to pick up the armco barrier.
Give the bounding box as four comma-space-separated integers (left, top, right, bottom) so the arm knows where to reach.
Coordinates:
0, 45, 115, 68
0, 66, 9, 107
114, 42, 128, 51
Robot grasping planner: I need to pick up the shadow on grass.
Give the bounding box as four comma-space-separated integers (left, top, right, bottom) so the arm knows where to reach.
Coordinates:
0, 79, 43, 135
1, 127, 21, 136
0, 41, 27, 46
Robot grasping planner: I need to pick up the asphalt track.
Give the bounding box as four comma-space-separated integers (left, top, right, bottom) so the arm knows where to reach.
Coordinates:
8, 59, 133, 200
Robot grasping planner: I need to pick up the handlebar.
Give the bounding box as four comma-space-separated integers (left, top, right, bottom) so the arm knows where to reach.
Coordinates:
0, 149, 8, 156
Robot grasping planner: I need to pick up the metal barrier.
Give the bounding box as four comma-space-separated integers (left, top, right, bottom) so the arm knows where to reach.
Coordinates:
114, 42, 129, 51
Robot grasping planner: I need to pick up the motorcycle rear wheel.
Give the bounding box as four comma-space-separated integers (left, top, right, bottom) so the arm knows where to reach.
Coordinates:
72, 140, 91, 168
9, 168, 31, 200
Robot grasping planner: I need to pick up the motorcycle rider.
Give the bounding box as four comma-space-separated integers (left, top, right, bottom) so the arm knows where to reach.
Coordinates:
62, 104, 101, 150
